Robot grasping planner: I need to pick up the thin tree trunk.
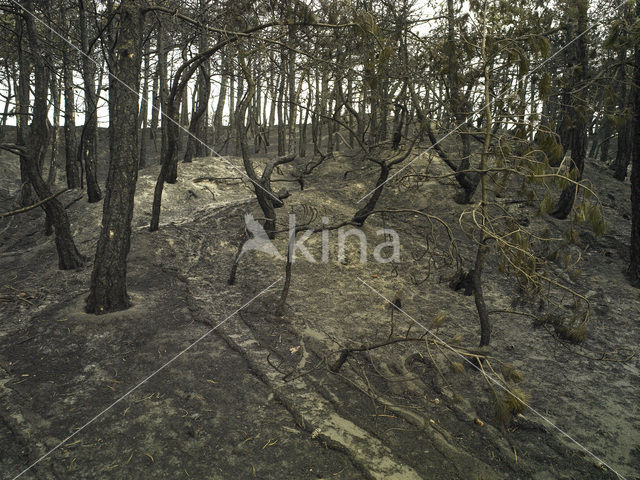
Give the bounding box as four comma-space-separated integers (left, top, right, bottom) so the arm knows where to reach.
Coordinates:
150, 51, 160, 137
277, 73, 286, 156
139, 38, 150, 169
445, 0, 476, 203
79, 0, 102, 203
300, 94, 310, 158
47, 76, 61, 188
15, 17, 36, 207
473, 3, 492, 347
184, 22, 211, 163
629, 0, 640, 286
158, 21, 175, 183
613, 123, 632, 180
599, 115, 612, 163
287, 38, 296, 152
62, 34, 80, 188
184, 62, 211, 163
213, 57, 228, 144
0, 60, 12, 144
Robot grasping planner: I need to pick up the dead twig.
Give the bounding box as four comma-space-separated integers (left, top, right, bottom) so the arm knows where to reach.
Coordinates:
0, 188, 69, 219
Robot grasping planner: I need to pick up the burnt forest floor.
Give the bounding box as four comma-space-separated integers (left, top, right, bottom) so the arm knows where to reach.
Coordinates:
0, 128, 638, 480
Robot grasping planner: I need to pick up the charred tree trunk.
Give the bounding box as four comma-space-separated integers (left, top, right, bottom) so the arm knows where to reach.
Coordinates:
22, 0, 84, 269
629, 0, 640, 286
15, 17, 36, 207
238, 56, 279, 237
613, 122, 632, 181
87, 0, 143, 313
599, 115, 613, 163
552, 0, 589, 219
138, 38, 150, 169
277, 73, 286, 156
352, 163, 390, 226
63, 34, 81, 188
150, 51, 160, 139
184, 35, 211, 163
446, 0, 476, 203
79, 0, 102, 203
47, 75, 61, 189
474, 7, 492, 347
0, 61, 11, 143
213, 57, 228, 144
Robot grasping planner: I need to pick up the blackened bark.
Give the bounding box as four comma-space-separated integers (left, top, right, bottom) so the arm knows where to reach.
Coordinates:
552, 0, 588, 219
237, 56, 283, 238
612, 41, 632, 180
213, 58, 228, 144
138, 38, 150, 169
613, 122, 631, 181
160, 24, 181, 184
150, 49, 160, 136
63, 35, 81, 188
599, 115, 612, 163
277, 74, 286, 156
352, 164, 390, 226
473, 242, 490, 346
183, 61, 211, 163
446, 0, 477, 204
79, 0, 103, 203
0, 61, 10, 143
47, 75, 61, 189
552, 122, 587, 219
629, 0, 640, 286
15, 17, 36, 207
149, 101, 179, 231
86, 0, 143, 313
22, 0, 84, 270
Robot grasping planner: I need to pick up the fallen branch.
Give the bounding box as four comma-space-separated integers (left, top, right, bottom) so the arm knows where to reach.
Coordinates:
193, 176, 242, 183
0, 188, 69, 219
0, 143, 25, 156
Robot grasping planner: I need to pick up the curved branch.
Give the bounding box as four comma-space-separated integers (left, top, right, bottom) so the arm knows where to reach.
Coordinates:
0, 188, 69, 219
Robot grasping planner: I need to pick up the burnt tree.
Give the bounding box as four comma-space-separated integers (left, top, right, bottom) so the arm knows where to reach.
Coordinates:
86, 0, 143, 313
20, 0, 84, 269
629, 0, 640, 286
78, 0, 103, 203
552, 0, 589, 219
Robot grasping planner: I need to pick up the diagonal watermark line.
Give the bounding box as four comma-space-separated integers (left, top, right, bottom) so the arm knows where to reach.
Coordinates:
10, 277, 282, 480
9, 0, 281, 204
357, 0, 630, 203
356, 277, 627, 480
